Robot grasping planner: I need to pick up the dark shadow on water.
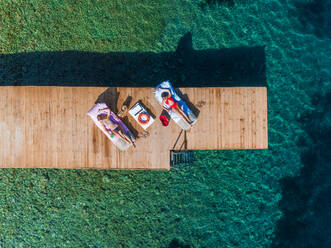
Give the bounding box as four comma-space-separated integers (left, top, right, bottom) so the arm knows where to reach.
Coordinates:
292, 0, 331, 38
272, 91, 331, 248
168, 238, 191, 248
0, 32, 266, 87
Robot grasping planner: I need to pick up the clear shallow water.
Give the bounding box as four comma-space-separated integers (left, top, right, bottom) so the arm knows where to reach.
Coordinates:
0, 0, 330, 247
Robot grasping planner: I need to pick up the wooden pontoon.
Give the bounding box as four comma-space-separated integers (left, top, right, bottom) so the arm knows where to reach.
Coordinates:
0, 86, 267, 170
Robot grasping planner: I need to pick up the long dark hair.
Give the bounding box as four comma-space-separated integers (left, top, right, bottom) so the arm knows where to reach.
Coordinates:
97, 114, 108, 121
161, 91, 169, 98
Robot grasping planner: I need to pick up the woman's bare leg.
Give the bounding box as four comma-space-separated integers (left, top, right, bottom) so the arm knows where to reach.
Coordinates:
172, 108, 192, 126
120, 132, 133, 144
175, 107, 191, 124
177, 107, 192, 123
113, 130, 132, 144
117, 129, 136, 147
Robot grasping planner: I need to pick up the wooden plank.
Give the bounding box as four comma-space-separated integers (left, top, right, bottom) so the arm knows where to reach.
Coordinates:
0, 86, 268, 170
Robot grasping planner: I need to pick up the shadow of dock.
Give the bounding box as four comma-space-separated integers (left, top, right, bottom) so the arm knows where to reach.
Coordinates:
0, 32, 266, 88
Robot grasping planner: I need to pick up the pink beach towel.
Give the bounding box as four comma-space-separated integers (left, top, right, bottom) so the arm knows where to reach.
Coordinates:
87, 103, 133, 151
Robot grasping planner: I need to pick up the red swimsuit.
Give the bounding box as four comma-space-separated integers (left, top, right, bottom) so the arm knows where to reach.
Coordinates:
165, 97, 177, 108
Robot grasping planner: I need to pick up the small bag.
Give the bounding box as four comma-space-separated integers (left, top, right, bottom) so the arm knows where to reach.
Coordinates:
159, 114, 169, 127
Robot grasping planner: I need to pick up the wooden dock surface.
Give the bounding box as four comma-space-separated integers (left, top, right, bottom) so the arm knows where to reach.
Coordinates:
0, 86, 268, 170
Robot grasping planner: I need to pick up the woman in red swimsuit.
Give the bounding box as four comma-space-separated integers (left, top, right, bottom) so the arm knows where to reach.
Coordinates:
159, 88, 192, 126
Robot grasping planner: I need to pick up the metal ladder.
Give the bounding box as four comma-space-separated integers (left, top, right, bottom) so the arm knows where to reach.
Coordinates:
170, 150, 194, 167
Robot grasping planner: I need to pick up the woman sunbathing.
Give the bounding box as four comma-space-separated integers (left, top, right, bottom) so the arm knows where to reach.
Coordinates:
159, 88, 192, 126
97, 109, 135, 147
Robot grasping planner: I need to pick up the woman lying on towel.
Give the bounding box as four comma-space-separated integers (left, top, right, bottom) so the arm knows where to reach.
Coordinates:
97, 109, 135, 147
159, 88, 192, 127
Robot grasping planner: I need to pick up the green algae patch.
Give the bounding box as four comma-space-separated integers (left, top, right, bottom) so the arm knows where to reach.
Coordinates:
0, 151, 278, 247
0, 0, 170, 53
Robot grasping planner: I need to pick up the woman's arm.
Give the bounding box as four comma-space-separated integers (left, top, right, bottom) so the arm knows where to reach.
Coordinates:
158, 88, 171, 96
100, 121, 110, 135
161, 99, 169, 112
104, 108, 111, 116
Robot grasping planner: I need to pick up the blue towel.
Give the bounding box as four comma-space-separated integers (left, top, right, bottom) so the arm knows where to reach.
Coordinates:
155, 81, 193, 117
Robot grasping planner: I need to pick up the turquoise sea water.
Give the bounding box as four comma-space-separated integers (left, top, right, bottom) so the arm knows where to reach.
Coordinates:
0, 0, 330, 247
